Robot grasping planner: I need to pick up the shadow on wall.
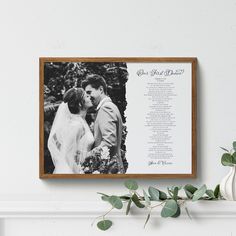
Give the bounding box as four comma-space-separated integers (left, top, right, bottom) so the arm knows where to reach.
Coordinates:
0, 220, 5, 236
196, 62, 203, 184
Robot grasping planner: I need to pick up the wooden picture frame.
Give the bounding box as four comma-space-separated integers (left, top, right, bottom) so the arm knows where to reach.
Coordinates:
40, 57, 197, 179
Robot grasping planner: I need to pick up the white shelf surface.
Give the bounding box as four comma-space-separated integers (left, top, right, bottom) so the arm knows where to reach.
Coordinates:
0, 200, 235, 218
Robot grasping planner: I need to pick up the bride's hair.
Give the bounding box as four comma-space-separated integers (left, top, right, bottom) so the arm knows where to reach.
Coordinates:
63, 87, 85, 114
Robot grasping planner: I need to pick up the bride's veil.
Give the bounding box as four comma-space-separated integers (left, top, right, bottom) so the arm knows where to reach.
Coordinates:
49, 102, 70, 142
47, 88, 92, 174
47, 102, 72, 169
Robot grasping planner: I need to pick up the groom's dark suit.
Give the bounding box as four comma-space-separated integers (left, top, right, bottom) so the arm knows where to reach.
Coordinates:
94, 97, 124, 173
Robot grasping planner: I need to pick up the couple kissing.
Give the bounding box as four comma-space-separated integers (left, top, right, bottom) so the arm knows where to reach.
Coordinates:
48, 74, 125, 174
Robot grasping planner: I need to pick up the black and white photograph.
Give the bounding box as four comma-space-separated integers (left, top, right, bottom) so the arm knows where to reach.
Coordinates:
40, 57, 196, 178
41, 59, 128, 176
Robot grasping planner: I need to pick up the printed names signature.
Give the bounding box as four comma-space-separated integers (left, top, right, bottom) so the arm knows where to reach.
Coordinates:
148, 160, 173, 166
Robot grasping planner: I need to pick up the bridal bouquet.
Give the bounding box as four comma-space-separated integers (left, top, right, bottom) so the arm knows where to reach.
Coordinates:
81, 147, 122, 174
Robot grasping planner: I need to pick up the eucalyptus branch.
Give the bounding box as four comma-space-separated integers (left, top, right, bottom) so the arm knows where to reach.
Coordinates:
94, 141, 235, 231
95, 179, 222, 231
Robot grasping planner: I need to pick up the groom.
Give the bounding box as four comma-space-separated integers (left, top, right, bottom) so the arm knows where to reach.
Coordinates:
82, 74, 124, 173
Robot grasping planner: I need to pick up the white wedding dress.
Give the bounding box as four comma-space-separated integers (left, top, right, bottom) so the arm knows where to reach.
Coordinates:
48, 102, 94, 174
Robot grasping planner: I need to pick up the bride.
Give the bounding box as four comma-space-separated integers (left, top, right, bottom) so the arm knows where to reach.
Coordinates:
48, 87, 94, 174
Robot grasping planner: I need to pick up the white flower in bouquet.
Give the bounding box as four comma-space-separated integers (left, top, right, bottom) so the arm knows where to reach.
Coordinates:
100, 146, 110, 160
75, 163, 84, 174
83, 167, 90, 172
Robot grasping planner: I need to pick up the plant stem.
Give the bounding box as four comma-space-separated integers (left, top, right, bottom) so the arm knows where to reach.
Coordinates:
135, 191, 142, 199
144, 208, 152, 229
150, 201, 165, 209
178, 200, 187, 206
103, 207, 114, 217
91, 207, 114, 226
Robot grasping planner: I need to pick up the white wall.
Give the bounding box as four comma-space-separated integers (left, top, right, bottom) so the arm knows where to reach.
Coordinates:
0, 0, 236, 235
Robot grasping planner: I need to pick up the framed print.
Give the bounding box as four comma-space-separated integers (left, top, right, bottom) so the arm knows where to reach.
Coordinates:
40, 57, 197, 179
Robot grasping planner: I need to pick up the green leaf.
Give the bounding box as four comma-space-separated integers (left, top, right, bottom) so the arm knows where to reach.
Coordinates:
184, 184, 197, 194
108, 196, 123, 209
144, 213, 150, 228
184, 184, 198, 199
233, 141, 236, 151
159, 190, 167, 200
220, 147, 229, 152
172, 186, 179, 201
97, 220, 112, 231
131, 193, 145, 208
171, 204, 181, 218
124, 180, 138, 190
143, 190, 151, 206
221, 153, 234, 166
119, 195, 131, 200
126, 199, 132, 215
148, 187, 160, 201
167, 187, 173, 197
232, 152, 236, 164
161, 200, 178, 218
184, 190, 193, 199
168, 186, 181, 199
97, 192, 109, 197
206, 189, 215, 199
192, 185, 207, 202
98, 192, 110, 202
101, 196, 109, 202
214, 184, 220, 198
171, 185, 182, 191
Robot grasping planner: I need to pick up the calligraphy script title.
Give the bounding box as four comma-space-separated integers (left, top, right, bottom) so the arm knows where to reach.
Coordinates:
137, 69, 185, 77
